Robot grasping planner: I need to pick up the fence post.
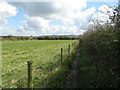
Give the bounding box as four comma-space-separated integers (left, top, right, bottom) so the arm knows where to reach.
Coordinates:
27, 61, 33, 88
61, 48, 63, 65
68, 44, 70, 53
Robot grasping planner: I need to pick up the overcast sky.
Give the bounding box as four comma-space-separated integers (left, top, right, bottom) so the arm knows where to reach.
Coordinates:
0, 0, 118, 36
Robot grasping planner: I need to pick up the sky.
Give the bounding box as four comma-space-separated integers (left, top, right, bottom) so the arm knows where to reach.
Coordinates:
0, 0, 118, 36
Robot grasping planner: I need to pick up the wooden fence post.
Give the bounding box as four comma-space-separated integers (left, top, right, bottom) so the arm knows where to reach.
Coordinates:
68, 44, 70, 53
61, 48, 63, 65
27, 61, 33, 88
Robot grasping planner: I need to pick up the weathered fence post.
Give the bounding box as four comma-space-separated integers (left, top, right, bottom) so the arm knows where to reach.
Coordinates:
68, 44, 70, 53
61, 48, 63, 65
27, 61, 33, 88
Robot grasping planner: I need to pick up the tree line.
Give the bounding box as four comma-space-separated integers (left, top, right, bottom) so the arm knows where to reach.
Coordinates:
1, 35, 79, 41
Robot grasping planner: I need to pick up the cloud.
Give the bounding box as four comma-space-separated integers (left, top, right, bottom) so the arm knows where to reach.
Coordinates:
73, 7, 96, 30
1, 1, 114, 36
17, 17, 80, 35
46, 25, 79, 35
8, 0, 88, 35
91, 5, 113, 24
98, 5, 113, 14
10, 0, 87, 19
0, 27, 18, 36
0, 2, 17, 25
10, 2, 62, 18
0, 26, 40, 36
22, 16, 49, 30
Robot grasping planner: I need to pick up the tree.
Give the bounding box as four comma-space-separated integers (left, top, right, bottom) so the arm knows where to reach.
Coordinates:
110, 1, 120, 30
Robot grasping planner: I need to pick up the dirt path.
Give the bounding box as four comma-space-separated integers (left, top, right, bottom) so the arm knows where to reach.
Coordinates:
65, 48, 80, 88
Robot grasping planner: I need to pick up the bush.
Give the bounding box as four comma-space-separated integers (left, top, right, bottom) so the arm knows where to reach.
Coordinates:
79, 27, 119, 87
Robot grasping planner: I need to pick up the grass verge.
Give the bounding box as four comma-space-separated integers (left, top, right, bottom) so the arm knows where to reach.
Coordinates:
43, 48, 77, 88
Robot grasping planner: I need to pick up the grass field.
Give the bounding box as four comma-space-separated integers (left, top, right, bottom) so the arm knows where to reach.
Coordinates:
2, 40, 76, 88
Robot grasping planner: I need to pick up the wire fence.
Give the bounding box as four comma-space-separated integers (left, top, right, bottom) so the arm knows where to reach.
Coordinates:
2, 40, 79, 88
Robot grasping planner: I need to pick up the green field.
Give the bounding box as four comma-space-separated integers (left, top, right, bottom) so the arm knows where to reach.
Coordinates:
2, 40, 76, 88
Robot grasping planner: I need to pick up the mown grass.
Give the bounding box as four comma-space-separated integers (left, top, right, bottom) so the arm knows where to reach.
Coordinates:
2, 40, 76, 88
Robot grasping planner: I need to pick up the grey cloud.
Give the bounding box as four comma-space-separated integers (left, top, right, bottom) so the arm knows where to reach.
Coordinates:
9, 2, 61, 18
